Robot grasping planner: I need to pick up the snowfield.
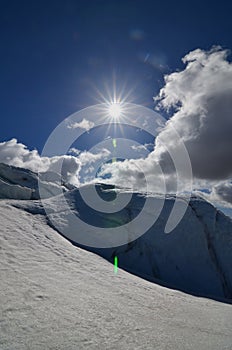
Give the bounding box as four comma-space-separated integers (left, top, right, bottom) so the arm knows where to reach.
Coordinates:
1, 163, 232, 349
1, 202, 232, 350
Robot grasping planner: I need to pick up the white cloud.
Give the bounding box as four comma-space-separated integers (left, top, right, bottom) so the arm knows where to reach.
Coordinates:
193, 180, 232, 212
66, 118, 95, 131
68, 148, 81, 156
131, 143, 154, 152
100, 47, 232, 203
211, 182, 232, 205
68, 146, 111, 172
0, 139, 45, 172
0, 139, 110, 186
155, 46, 232, 180
1, 47, 232, 205
78, 148, 111, 166
0, 139, 82, 184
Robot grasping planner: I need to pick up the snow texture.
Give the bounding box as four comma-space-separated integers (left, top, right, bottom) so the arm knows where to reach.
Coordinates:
18, 183, 232, 301
0, 163, 71, 200
1, 163, 232, 349
1, 202, 232, 350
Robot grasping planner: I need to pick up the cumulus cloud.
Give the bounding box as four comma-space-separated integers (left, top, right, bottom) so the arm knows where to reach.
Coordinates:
68, 147, 111, 164
0, 139, 45, 172
66, 118, 95, 131
0, 139, 109, 185
155, 46, 232, 180
0, 139, 81, 184
68, 148, 81, 156
78, 149, 111, 165
1, 47, 232, 205
131, 143, 154, 152
211, 182, 232, 205
100, 47, 232, 202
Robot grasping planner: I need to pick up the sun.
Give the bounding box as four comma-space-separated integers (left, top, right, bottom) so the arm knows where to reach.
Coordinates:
108, 102, 122, 119
91, 79, 135, 121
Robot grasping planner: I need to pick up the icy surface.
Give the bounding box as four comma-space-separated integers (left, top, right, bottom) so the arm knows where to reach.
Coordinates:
18, 184, 232, 300
0, 163, 69, 199
1, 163, 232, 301
1, 201, 232, 350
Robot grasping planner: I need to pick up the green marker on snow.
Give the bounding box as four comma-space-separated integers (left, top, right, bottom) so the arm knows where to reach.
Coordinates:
114, 256, 118, 274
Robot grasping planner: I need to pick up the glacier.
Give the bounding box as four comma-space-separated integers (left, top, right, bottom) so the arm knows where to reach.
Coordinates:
1, 162, 232, 349
1, 162, 232, 300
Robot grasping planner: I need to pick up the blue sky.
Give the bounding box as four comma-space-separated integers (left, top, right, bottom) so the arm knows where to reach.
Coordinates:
1, 0, 232, 152
1, 0, 232, 213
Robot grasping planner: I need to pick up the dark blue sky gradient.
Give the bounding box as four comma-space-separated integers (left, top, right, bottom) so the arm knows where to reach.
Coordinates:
1, 0, 232, 152
71, 124, 155, 152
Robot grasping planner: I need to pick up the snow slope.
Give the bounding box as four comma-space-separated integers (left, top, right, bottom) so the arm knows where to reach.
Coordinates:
16, 183, 232, 301
1, 201, 232, 350
1, 163, 232, 301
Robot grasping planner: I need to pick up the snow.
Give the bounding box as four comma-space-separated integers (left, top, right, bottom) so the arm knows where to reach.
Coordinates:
1, 201, 232, 350
1, 163, 232, 349
0, 163, 69, 200
0, 177, 33, 200
16, 183, 232, 300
